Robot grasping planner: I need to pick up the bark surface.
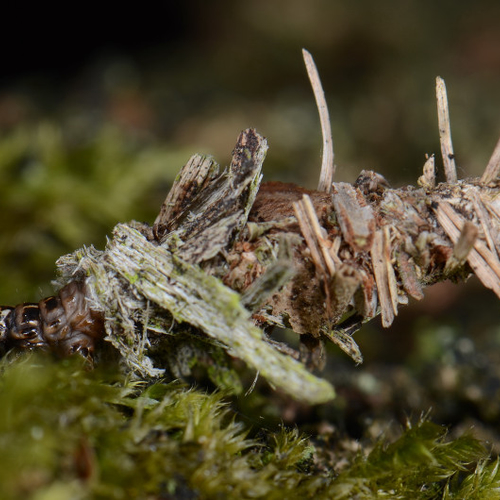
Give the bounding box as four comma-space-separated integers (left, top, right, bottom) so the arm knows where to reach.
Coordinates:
50, 127, 500, 404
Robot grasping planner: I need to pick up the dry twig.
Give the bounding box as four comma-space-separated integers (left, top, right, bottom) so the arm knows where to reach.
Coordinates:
302, 49, 335, 192
436, 76, 458, 183
481, 136, 500, 184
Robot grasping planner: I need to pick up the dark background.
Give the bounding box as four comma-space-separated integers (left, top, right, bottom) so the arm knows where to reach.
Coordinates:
3, 1, 500, 179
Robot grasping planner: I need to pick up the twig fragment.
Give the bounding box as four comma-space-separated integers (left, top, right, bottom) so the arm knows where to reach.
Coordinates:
471, 190, 500, 260
436, 77, 458, 183
370, 228, 397, 327
481, 136, 500, 184
322, 328, 363, 365
293, 194, 335, 276
302, 49, 335, 192
445, 221, 478, 273
434, 201, 500, 298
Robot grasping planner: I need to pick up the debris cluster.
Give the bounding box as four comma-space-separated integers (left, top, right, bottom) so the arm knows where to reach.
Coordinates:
3, 54, 500, 404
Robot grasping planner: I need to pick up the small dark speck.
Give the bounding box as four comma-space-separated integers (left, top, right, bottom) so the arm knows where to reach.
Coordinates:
447, 154, 455, 160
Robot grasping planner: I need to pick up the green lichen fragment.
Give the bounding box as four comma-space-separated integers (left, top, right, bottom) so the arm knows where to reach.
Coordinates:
106, 223, 335, 405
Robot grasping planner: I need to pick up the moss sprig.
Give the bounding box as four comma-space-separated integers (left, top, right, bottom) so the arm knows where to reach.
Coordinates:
0, 354, 498, 499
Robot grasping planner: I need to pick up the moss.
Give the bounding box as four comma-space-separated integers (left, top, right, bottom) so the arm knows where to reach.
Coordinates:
0, 354, 499, 499
327, 421, 486, 499
0, 354, 321, 499
0, 123, 190, 304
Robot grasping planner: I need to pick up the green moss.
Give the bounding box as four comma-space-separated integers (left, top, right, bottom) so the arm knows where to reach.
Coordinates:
0, 354, 322, 499
327, 420, 489, 499
0, 123, 190, 303
0, 354, 498, 499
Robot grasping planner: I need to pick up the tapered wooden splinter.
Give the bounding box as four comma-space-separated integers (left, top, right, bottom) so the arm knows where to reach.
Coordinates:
302, 49, 335, 192
436, 77, 458, 183
293, 194, 335, 276
434, 201, 500, 298
444, 221, 478, 273
481, 136, 500, 184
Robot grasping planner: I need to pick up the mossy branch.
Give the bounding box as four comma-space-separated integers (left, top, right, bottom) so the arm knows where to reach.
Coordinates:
52, 118, 500, 404
3, 54, 500, 405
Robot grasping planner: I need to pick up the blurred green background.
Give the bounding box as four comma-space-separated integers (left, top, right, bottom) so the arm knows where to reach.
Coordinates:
0, 1, 499, 315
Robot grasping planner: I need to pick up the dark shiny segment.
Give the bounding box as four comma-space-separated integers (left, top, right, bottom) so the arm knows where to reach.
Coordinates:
12, 304, 43, 343
0, 281, 105, 359
42, 296, 60, 313
39, 295, 66, 342
20, 304, 40, 325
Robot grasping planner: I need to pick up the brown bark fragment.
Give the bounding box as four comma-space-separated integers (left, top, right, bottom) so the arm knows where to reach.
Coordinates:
332, 182, 375, 252
153, 154, 220, 237
396, 251, 424, 301
250, 181, 332, 224
370, 229, 395, 327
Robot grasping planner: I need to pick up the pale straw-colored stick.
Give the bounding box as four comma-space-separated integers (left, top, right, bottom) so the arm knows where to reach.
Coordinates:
436, 77, 458, 183
481, 135, 500, 184
302, 49, 335, 192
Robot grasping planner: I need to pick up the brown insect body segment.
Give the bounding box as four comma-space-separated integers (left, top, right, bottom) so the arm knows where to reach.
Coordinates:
0, 282, 104, 358
7, 303, 46, 349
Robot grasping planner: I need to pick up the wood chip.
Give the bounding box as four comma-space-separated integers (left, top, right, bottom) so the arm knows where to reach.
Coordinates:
418, 154, 436, 189
293, 195, 329, 277
436, 77, 458, 183
471, 190, 500, 260
397, 251, 424, 301
434, 201, 500, 298
444, 221, 478, 273
370, 229, 395, 327
159, 129, 267, 263
384, 226, 400, 317
322, 328, 363, 365
332, 183, 375, 252
354, 271, 378, 318
481, 135, 500, 184
154, 154, 220, 238
328, 264, 360, 323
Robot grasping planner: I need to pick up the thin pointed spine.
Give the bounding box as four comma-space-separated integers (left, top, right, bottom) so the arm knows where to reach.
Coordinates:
436, 77, 458, 183
481, 136, 500, 184
302, 49, 335, 192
